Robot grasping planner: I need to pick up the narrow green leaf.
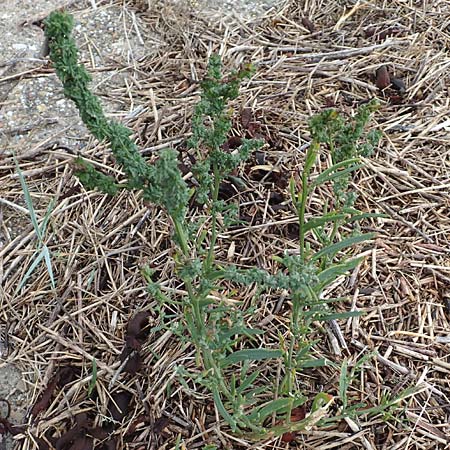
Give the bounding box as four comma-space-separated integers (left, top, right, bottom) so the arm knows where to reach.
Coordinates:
289, 176, 298, 206
88, 358, 97, 397
304, 213, 347, 232
40, 199, 55, 237
247, 397, 292, 422
219, 327, 264, 342
220, 349, 282, 368
311, 392, 334, 412
312, 158, 361, 187
17, 249, 45, 291
14, 157, 41, 241
317, 257, 363, 286
300, 358, 332, 368
237, 371, 260, 394
314, 163, 364, 187
347, 212, 387, 223
42, 245, 55, 289
311, 233, 375, 262
314, 310, 363, 321
304, 142, 319, 173
212, 388, 237, 430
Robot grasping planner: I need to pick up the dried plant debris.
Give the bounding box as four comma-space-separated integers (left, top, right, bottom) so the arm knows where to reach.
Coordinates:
375, 65, 391, 90
120, 311, 151, 375
0, 0, 449, 449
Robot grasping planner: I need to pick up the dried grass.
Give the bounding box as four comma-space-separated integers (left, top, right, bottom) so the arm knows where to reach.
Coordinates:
1, 0, 449, 448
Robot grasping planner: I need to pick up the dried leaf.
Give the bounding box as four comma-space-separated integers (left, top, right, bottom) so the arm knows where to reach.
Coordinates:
153, 416, 170, 434
55, 426, 81, 450
301, 17, 316, 33
120, 312, 151, 375
222, 136, 242, 152
240, 108, 252, 128
31, 376, 58, 417
108, 391, 133, 422
280, 407, 306, 443
99, 438, 117, 450
35, 437, 50, 450
57, 366, 78, 388
127, 312, 150, 340
123, 351, 142, 375
69, 435, 93, 450
375, 65, 390, 90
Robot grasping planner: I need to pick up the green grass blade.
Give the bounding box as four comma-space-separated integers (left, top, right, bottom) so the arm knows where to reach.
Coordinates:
88, 358, 97, 397
304, 142, 319, 173
17, 249, 45, 291
39, 199, 55, 237
314, 310, 362, 321
300, 358, 332, 368
347, 212, 387, 223
42, 245, 56, 289
14, 157, 41, 241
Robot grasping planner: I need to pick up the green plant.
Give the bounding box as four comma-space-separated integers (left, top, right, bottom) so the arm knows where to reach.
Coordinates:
14, 155, 55, 292
45, 10, 384, 440
87, 358, 97, 397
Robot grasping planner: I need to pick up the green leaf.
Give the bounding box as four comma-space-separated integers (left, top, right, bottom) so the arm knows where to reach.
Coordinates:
220, 349, 282, 368
247, 398, 292, 422
40, 199, 55, 238
300, 358, 332, 368
289, 176, 298, 206
317, 257, 363, 286
304, 213, 347, 232
311, 392, 334, 412
236, 371, 260, 394
17, 249, 45, 291
88, 358, 97, 397
304, 142, 319, 173
347, 212, 387, 223
312, 158, 361, 187
74, 158, 120, 196
311, 233, 375, 262
314, 310, 362, 321
212, 388, 237, 430
219, 327, 264, 342
42, 245, 55, 289
14, 156, 41, 241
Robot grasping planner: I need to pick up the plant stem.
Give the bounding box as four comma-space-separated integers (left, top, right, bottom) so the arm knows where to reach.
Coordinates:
298, 168, 309, 263
173, 214, 234, 404
205, 163, 221, 272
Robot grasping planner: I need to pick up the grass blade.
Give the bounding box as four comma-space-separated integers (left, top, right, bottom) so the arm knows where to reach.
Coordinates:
14, 157, 41, 241
42, 245, 56, 289
88, 358, 97, 397
17, 249, 45, 291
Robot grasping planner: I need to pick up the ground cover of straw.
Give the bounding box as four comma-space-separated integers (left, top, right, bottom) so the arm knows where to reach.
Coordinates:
1, 0, 450, 449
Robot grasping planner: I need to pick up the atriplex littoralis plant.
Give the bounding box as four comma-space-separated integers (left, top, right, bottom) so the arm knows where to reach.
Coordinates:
45, 11, 381, 438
